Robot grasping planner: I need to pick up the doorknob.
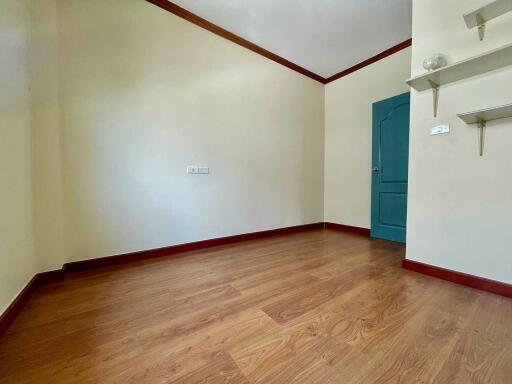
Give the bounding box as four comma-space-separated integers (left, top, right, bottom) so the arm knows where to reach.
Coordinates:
372, 167, 380, 173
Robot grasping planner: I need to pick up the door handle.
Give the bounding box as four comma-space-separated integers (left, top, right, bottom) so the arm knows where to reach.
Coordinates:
372, 167, 380, 174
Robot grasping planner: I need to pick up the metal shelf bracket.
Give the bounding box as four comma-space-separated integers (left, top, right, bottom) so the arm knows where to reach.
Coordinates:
457, 102, 512, 157
428, 80, 440, 117
463, 1, 512, 42
476, 118, 486, 156
477, 14, 486, 41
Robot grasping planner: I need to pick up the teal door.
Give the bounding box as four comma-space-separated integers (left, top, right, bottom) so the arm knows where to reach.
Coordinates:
371, 92, 410, 243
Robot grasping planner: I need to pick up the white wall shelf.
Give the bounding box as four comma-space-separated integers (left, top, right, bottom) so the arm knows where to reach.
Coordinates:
457, 102, 512, 156
457, 102, 512, 124
406, 42, 512, 117
463, 0, 512, 41
406, 42, 512, 92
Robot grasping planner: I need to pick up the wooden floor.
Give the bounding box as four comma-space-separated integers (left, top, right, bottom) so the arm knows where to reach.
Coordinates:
1, 229, 511, 383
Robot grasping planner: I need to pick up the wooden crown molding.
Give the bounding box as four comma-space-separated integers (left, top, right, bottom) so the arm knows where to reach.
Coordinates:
324, 38, 412, 83
145, 0, 324, 83
145, 0, 412, 84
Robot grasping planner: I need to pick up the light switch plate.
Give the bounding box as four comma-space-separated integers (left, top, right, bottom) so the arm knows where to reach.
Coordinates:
187, 166, 209, 174
187, 166, 198, 174
430, 124, 450, 135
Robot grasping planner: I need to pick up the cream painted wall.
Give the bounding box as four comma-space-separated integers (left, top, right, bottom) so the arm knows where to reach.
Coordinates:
0, 0, 37, 313
57, 0, 325, 262
406, 0, 512, 283
31, 0, 64, 272
324, 48, 411, 228
5, 0, 508, 318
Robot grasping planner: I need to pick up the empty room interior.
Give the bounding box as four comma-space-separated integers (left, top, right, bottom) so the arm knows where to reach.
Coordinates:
1, 0, 512, 382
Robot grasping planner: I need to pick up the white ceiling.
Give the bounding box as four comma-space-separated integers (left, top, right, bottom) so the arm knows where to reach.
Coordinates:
171, 0, 412, 78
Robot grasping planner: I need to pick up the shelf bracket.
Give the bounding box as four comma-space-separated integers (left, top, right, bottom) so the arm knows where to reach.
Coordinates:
476, 13, 485, 41
457, 103, 512, 157
476, 118, 486, 156
428, 80, 440, 117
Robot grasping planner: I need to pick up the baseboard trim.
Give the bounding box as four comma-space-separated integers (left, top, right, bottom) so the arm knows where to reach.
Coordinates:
37, 269, 66, 285
324, 222, 371, 237
402, 259, 512, 298
0, 222, 370, 337
0, 268, 69, 337
64, 222, 325, 273
0, 276, 39, 337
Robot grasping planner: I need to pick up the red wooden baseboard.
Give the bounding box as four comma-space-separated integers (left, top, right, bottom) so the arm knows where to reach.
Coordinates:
324, 222, 371, 237
37, 269, 66, 285
64, 223, 325, 273
1, 223, 328, 337
402, 259, 512, 298
0, 276, 38, 337
0, 269, 66, 337
0, 222, 375, 337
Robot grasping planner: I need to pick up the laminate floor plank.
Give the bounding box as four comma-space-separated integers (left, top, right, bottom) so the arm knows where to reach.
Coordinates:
0, 229, 510, 384
261, 265, 383, 325
433, 293, 512, 384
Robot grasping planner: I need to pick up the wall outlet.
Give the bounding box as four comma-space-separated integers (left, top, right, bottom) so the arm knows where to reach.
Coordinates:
430, 124, 450, 135
197, 167, 209, 174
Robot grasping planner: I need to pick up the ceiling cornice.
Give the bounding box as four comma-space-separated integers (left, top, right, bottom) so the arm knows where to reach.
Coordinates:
324, 39, 412, 84
146, 0, 324, 83
146, 0, 411, 84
